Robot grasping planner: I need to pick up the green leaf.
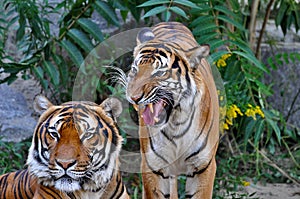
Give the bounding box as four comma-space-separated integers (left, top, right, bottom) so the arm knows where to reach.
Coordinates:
60, 40, 84, 69
275, 2, 288, 27
244, 118, 256, 147
32, 66, 48, 90
209, 39, 226, 51
196, 32, 219, 44
93, 0, 119, 27
217, 15, 246, 31
173, 0, 199, 9
138, 0, 170, 7
77, 18, 104, 42
266, 118, 281, 145
53, 54, 68, 85
228, 39, 255, 57
163, 10, 171, 21
16, 13, 25, 41
264, 110, 281, 145
192, 23, 217, 36
190, 15, 214, 27
169, 6, 188, 19
254, 79, 272, 96
282, 52, 289, 64
254, 120, 265, 146
267, 57, 276, 69
232, 51, 268, 73
67, 28, 94, 53
111, 0, 128, 10
42, 60, 59, 86
214, 5, 238, 19
142, 6, 167, 19
210, 50, 229, 63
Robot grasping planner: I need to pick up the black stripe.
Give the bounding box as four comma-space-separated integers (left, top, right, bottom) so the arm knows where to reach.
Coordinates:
40, 185, 63, 199
186, 158, 213, 178
109, 172, 121, 199
59, 106, 72, 113
0, 174, 9, 198
195, 106, 211, 140
158, 191, 170, 199
158, 50, 167, 58
17, 170, 26, 198
184, 112, 214, 161
172, 108, 195, 138
67, 192, 77, 199
185, 193, 195, 198
144, 157, 169, 179
114, 182, 125, 199
24, 170, 34, 197
58, 112, 72, 117
149, 136, 169, 164
161, 129, 176, 146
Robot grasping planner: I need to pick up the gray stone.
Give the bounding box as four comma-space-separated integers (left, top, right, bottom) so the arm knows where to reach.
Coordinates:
0, 84, 36, 142
262, 44, 300, 128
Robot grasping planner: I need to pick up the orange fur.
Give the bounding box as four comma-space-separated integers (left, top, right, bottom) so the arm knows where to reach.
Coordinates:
0, 96, 129, 199
126, 22, 220, 198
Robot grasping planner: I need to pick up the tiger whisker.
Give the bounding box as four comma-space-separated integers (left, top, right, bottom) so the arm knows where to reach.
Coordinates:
103, 65, 128, 89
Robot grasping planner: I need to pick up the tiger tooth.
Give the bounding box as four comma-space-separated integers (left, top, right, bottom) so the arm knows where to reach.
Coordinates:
154, 117, 159, 123
149, 103, 154, 113
133, 104, 139, 111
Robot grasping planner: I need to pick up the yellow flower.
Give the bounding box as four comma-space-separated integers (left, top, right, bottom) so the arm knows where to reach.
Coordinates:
223, 123, 229, 130
217, 59, 226, 67
245, 104, 265, 120
223, 104, 243, 130
255, 106, 265, 118
221, 53, 232, 60
216, 54, 232, 68
241, 180, 251, 187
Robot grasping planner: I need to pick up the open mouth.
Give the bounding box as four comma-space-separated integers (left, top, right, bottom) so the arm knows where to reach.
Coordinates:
133, 98, 173, 126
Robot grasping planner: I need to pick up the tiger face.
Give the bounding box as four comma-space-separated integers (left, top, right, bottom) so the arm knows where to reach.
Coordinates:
126, 27, 210, 126
27, 96, 123, 193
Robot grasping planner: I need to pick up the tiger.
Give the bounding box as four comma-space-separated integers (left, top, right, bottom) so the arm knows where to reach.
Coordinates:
0, 95, 129, 199
124, 22, 220, 198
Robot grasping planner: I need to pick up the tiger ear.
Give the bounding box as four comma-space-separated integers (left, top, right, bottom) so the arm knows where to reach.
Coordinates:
34, 95, 53, 114
186, 45, 210, 68
137, 27, 155, 45
100, 98, 122, 121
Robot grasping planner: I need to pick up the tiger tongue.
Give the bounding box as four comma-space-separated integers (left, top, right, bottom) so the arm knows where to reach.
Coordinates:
142, 100, 164, 125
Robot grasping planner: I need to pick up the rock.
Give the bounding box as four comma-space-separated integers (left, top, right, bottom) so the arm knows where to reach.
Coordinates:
261, 43, 300, 129
0, 84, 36, 142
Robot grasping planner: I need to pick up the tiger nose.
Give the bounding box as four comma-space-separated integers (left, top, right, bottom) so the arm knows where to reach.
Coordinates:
55, 159, 76, 170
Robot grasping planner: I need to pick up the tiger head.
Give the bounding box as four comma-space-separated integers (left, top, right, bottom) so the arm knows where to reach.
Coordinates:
126, 27, 210, 126
27, 95, 123, 192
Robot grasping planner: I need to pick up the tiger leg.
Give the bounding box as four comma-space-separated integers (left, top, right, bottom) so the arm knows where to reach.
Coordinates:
185, 157, 217, 199
141, 161, 177, 199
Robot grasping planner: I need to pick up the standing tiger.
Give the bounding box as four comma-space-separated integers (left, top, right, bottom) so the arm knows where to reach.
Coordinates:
0, 95, 129, 199
125, 22, 220, 198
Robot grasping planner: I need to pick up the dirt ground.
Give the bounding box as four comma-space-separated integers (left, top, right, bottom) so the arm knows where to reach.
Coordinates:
243, 182, 300, 199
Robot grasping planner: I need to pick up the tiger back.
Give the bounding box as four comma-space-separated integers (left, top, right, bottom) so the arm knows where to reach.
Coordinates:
126, 22, 220, 198
0, 95, 129, 199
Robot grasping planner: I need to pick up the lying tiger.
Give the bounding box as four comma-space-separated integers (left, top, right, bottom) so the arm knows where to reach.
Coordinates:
0, 95, 129, 199
125, 22, 220, 198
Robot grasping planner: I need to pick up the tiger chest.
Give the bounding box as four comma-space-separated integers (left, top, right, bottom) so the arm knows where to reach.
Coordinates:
144, 126, 209, 176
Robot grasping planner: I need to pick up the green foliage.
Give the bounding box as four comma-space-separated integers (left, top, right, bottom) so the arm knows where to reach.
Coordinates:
0, 138, 31, 174
274, 0, 300, 35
